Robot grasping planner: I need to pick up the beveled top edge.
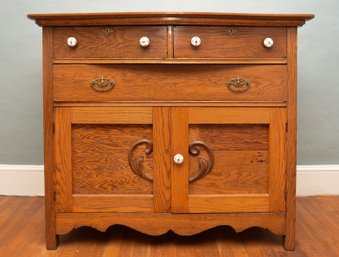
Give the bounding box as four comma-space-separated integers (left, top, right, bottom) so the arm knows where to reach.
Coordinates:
27, 12, 314, 27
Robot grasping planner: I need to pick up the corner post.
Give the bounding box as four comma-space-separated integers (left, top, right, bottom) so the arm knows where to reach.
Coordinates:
43, 26, 59, 250
284, 27, 298, 251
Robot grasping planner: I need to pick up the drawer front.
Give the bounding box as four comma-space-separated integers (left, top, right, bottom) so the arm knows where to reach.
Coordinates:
53, 64, 287, 102
53, 26, 167, 59
174, 26, 286, 58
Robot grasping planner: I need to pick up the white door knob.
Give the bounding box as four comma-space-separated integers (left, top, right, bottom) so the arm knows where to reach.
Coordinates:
191, 36, 201, 47
263, 37, 274, 48
139, 36, 150, 47
67, 37, 77, 47
173, 154, 184, 165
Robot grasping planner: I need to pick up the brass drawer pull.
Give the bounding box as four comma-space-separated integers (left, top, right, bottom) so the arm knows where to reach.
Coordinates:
226, 77, 251, 92
90, 77, 115, 92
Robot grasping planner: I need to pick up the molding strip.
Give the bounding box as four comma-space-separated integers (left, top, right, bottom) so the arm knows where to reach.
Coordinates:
0, 164, 338, 196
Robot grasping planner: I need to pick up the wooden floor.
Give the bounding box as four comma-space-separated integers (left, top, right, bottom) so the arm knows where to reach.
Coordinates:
0, 196, 338, 257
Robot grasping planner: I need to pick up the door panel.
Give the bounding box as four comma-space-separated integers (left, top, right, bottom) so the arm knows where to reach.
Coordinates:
189, 124, 269, 195
54, 107, 170, 213
72, 124, 153, 195
55, 106, 285, 214
171, 107, 286, 213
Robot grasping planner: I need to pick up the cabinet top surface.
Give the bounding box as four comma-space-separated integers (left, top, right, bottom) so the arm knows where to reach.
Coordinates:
27, 12, 314, 27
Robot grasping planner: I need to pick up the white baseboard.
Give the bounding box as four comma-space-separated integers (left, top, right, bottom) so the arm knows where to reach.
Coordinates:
0, 164, 338, 196
296, 165, 339, 196
0, 165, 44, 196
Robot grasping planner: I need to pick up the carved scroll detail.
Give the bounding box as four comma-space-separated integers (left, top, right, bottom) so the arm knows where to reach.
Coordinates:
128, 139, 153, 182
188, 141, 215, 183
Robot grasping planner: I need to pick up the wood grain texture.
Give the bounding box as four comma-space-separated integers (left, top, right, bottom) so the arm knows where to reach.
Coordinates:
0, 197, 41, 252
30, 12, 313, 250
42, 26, 59, 250
54, 26, 167, 59
54, 108, 73, 213
171, 108, 189, 213
55, 212, 285, 236
53, 57, 287, 64
174, 26, 286, 58
188, 195, 269, 213
297, 197, 339, 257
189, 107, 272, 124
189, 151, 268, 195
186, 107, 285, 214
55, 101, 287, 107
0, 197, 45, 256
153, 108, 171, 212
268, 109, 286, 212
284, 27, 297, 251
189, 124, 268, 194
28, 12, 314, 27
189, 124, 268, 151
39, 17, 309, 27
3, 196, 339, 257
53, 64, 287, 102
167, 26, 174, 58
72, 195, 154, 213
72, 124, 153, 194
71, 107, 152, 124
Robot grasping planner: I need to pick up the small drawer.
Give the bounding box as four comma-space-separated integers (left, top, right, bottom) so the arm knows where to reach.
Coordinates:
174, 26, 286, 58
53, 26, 167, 59
53, 64, 287, 102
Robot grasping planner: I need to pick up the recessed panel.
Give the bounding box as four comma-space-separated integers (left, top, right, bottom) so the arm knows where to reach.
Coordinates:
189, 124, 269, 194
72, 124, 153, 194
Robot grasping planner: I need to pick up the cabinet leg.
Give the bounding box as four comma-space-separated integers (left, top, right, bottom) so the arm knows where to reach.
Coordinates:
283, 234, 295, 251
46, 232, 59, 250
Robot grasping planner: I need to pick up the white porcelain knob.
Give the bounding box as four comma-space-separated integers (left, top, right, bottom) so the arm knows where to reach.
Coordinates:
191, 36, 201, 47
263, 37, 274, 48
67, 37, 77, 47
173, 154, 184, 165
139, 36, 150, 47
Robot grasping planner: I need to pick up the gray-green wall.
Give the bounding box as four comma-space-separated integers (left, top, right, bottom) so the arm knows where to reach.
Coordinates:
0, 0, 338, 165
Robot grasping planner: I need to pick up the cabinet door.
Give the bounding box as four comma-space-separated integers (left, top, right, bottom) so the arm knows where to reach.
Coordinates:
54, 107, 171, 213
171, 107, 286, 213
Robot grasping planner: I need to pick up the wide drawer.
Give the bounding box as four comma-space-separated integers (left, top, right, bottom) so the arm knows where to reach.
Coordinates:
53, 26, 167, 59
53, 64, 287, 102
174, 26, 286, 58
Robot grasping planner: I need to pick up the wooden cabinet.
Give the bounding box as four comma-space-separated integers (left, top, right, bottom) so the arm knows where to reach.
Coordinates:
28, 12, 314, 250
